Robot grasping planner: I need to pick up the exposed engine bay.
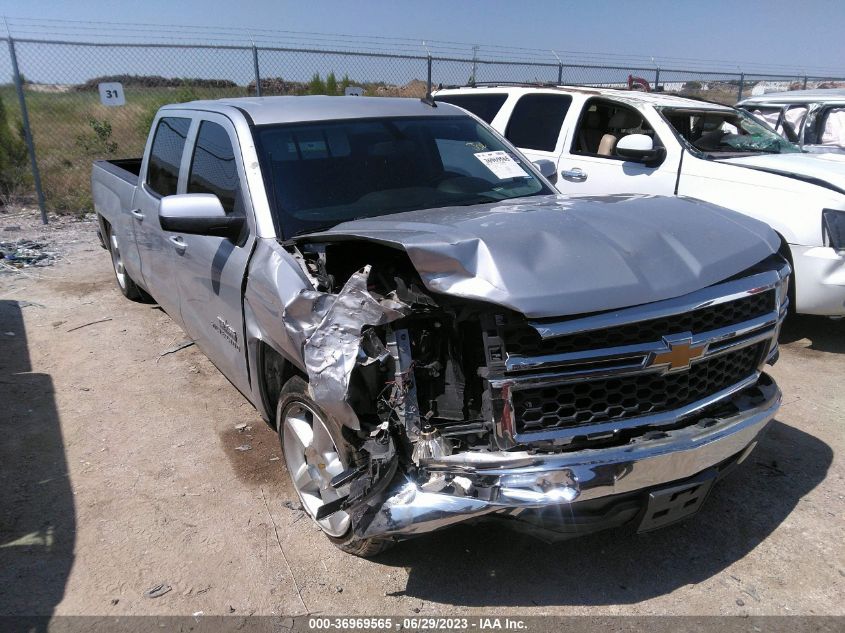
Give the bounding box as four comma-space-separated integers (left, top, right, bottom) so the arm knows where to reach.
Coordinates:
280, 238, 512, 529
277, 236, 786, 542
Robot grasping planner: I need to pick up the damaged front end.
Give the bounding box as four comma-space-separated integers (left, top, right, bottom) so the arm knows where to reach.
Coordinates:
280, 238, 787, 544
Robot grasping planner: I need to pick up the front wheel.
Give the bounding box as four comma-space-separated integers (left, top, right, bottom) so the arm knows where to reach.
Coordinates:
276, 376, 393, 557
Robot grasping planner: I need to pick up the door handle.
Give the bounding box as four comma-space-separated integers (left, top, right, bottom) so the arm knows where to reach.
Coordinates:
168, 236, 187, 253
130, 208, 145, 220
561, 168, 588, 182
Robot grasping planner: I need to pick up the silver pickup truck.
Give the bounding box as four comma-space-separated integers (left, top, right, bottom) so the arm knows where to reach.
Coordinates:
92, 96, 789, 557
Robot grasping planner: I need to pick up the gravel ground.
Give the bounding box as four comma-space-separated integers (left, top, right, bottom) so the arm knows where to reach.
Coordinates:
0, 208, 843, 617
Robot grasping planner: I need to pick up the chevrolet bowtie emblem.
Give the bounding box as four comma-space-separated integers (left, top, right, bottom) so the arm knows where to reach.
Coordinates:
648, 334, 707, 372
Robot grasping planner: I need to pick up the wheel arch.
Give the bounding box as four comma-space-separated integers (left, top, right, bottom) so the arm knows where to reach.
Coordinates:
257, 340, 306, 428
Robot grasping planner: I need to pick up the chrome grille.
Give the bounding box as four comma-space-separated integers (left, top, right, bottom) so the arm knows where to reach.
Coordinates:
486, 261, 790, 449
504, 290, 775, 358
512, 342, 766, 433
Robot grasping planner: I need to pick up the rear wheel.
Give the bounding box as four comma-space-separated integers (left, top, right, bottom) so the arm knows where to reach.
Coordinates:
277, 377, 393, 557
107, 224, 145, 301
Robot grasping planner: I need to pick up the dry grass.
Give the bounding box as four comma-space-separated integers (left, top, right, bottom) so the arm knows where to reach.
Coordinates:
0, 84, 247, 214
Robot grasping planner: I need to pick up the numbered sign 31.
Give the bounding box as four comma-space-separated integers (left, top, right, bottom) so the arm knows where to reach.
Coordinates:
98, 82, 125, 106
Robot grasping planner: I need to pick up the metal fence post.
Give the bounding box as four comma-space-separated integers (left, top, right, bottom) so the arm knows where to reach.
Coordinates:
557, 63, 563, 85
736, 73, 745, 102
7, 37, 47, 224
654, 67, 660, 91
426, 55, 432, 98
252, 43, 261, 96
803, 75, 808, 89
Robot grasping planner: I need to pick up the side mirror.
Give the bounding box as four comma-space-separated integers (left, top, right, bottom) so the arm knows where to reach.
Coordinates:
615, 134, 667, 167
532, 159, 557, 180
158, 194, 244, 240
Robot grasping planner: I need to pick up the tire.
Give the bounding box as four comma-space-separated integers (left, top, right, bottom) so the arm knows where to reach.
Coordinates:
107, 224, 146, 301
276, 376, 393, 558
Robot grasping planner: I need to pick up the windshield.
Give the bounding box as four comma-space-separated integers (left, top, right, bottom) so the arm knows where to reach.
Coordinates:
659, 107, 800, 155
254, 115, 551, 238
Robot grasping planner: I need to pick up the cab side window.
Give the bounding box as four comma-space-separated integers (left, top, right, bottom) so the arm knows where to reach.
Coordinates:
147, 117, 191, 196
505, 94, 572, 152
187, 121, 243, 216
572, 101, 656, 158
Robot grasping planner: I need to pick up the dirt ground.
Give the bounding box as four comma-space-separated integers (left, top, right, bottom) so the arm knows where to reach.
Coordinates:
1, 208, 843, 617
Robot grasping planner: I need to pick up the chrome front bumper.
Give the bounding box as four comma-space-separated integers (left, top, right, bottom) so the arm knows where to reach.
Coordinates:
354, 374, 780, 540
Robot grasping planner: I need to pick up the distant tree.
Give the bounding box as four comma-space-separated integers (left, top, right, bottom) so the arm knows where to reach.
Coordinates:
309, 72, 326, 95
683, 81, 702, 91
325, 72, 338, 95
340, 73, 351, 93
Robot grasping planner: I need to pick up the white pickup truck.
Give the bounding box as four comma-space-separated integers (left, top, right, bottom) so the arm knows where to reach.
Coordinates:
92, 95, 788, 557
435, 86, 845, 316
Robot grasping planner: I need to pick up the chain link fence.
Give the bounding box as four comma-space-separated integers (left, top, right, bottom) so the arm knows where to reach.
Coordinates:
0, 36, 843, 216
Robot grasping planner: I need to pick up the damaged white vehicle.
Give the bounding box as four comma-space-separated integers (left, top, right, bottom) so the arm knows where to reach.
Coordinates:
92, 96, 789, 557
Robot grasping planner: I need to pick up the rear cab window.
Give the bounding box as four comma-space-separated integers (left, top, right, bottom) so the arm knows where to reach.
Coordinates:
505, 93, 572, 151
434, 93, 508, 124
146, 117, 191, 197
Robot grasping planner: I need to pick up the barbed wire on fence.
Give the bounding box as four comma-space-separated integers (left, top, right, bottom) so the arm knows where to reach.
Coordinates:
4, 16, 845, 75
0, 27, 842, 216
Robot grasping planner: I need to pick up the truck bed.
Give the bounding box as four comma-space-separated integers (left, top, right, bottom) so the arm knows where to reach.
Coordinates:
94, 158, 142, 184
92, 158, 141, 229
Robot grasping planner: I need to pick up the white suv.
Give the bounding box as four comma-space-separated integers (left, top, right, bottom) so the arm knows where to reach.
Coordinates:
435, 85, 845, 316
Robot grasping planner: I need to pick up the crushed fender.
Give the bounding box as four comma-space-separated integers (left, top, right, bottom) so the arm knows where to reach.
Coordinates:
283, 265, 409, 407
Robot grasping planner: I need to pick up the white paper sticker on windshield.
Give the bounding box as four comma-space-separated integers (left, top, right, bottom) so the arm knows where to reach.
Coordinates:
474, 151, 529, 179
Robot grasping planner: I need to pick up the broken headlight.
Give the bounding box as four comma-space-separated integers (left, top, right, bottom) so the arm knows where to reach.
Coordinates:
822, 209, 845, 252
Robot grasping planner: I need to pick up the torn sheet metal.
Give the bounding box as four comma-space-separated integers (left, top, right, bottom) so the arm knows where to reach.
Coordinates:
283, 265, 409, 413
297, 194, 780, 318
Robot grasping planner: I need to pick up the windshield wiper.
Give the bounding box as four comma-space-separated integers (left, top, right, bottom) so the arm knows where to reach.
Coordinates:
293, 224, 336, 237
450, 194, 502, 206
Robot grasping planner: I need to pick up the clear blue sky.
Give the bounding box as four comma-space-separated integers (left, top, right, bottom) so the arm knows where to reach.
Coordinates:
1, 0, 843, 75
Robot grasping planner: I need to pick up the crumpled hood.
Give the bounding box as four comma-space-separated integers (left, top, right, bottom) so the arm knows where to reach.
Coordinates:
302, 194, 779, 318
721, 153, 845, 193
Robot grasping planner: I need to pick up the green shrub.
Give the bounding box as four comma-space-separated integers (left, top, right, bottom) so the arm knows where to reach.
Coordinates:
326, 72, 338, 95
308, 73, 326, 95
75, 117, 119, 155
0, 94, 30, 206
